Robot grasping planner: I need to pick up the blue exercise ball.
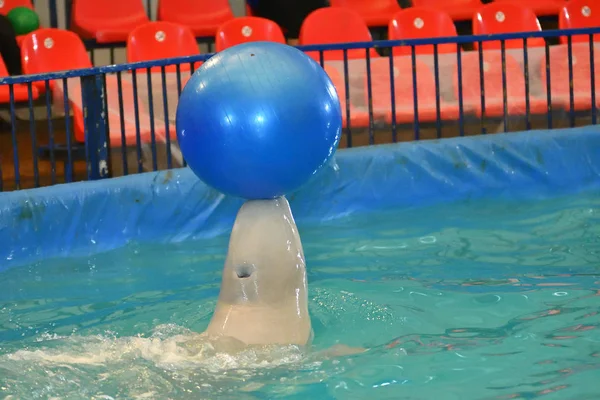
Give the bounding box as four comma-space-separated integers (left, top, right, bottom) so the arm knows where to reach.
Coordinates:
175, 41, 342, 200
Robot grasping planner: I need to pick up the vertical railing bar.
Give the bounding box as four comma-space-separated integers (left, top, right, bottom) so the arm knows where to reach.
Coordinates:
319, 50, 325, 68
176, 63, 186, 167
160, 65, 173, 169
116, 71, 128, 174
146, 67, 158, 171
176, 63, 183, 96
567, 34, 575, 128
101, 73, 111, 176
544, 40, 553, 129
590, 34, 597, 125
523, 38, 531, 131
501, 39, 508, 132
456, 43, 465, 136
45, 80, 56, 184
8, 84, 20, 190
433, 43, 442, 139
27, 82, 39, 187
478, 40, 486, 134
410, 45, 419, 140
131, 69, 144, 173
365, 48, 375, 145
389, 48, 398, 142
342, 49, 352, 148
62, 78, 73, 183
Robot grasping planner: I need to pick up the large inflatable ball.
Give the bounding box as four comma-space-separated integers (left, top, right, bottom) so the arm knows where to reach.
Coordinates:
175, 41, 342, 200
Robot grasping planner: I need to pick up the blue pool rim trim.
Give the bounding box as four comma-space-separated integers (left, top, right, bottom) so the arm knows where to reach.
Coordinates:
1, 125, 599, 270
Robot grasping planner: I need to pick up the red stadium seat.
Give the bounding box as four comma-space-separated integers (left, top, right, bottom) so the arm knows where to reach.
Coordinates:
329, 0, 402, 27
493, 0, 565, 17
0, 0, 33, 15
388, 8, 458, 56
323, 65, 370, 128
370, 57, 459, 124
453, 50, 546, 117
0, 57, 38, 104
69, 76, 174, 146
411, 0, 484, 21
127, 21, 201, 71
157, 0, 235, 38
540, 42, 600, 111
20, 28, 92, 93
299, 7, 379, 62
70, 0, 149, 44
558, 0, 600, 44
473, 3, 545, 50
215, 17, 286, 52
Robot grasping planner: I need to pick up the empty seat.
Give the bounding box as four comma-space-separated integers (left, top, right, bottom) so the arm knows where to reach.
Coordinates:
0, 57, 38, 104
388, 8, 459, 56
127, 21, 201, 71
69, 75, 173, 146
494, 0, 565, 17
20, 28, 160, 146
215, 16, 286, 52
70, 0, 149, 44
0, 0, 33, 15
323, 65, 370, 128
411, 0, 483, 21
299, 7, 379, 62
540, 42, 600, 111
329, 0, 402, 27
558, 0, 600, 44
370, 57, 459, 124
20, 28, 92, 93
157, 0, 235, 38
453, 50, 546, 117
473, 3, 545, 50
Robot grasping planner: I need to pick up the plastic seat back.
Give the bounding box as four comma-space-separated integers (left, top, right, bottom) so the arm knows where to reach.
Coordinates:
411, 0, 483, 21
473, 3, 545, 50
215, 17, 285, 52
388, 8, 458, 56
329, 0, 402, 26
21, 28, 92, 75
158, 0, 231, 20
72, 0, 148, 30
127, 22, 200, 63
157, 0, 234, 36
299, 7, 379, 61
0, 0, 33, 15
559, 0, 600, 44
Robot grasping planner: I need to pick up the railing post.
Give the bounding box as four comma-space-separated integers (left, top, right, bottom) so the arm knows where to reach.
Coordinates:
81, 74, 110, 180
48, 0, 58, 28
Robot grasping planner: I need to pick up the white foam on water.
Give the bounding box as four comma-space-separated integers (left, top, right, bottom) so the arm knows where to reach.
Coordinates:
5, 324, 313, 374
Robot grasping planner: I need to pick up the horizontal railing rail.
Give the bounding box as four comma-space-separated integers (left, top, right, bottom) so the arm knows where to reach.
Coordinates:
2, 27, 600, 84
0, 28, 599, 193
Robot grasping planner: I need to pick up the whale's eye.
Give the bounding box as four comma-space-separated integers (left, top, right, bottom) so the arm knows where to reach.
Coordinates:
236, 264, 254, 279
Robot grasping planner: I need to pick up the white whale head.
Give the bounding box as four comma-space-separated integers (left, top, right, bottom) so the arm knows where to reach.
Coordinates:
204, 197, 312, 346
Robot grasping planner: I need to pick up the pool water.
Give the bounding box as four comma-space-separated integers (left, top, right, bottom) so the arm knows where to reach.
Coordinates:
1, 190, 599, 399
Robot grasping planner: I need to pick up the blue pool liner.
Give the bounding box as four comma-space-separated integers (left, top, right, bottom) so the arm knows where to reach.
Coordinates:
1, 125, 599, 270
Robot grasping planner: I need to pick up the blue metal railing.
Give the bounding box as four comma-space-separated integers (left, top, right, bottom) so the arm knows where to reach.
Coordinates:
0, 27, 599, 192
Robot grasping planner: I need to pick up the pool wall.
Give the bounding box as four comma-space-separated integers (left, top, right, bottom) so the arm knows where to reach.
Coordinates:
1, 125, 599, 270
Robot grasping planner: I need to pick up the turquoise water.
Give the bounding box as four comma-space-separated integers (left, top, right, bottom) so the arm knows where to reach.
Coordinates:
1, 191, 599, 399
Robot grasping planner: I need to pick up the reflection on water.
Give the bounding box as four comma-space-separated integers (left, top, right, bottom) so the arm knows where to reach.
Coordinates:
1, 191, 599, 399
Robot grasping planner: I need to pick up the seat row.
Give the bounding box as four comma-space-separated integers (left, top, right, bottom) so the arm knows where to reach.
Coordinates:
327, 44, 599, 129
0, 0, 594, 49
